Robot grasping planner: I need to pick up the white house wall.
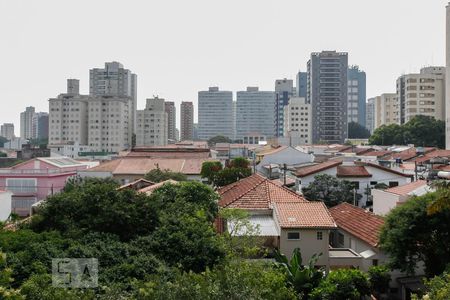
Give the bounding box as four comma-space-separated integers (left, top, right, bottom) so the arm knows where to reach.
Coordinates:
257, 147, 314, 172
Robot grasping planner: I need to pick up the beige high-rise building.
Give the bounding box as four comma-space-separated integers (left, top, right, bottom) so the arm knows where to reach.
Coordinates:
373, 93, 399, 130
283, 97, 312, 145
165, 101, 176, 143
397, 66, 445, 124
136, 97, 168, 147
20, 106, 35, 139
49, 79, 133, 152
0, 123, 15, 140
180, 101, 194, 141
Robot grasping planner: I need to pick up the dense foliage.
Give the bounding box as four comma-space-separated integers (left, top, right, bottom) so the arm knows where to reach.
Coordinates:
144, 168, 187, 182
310, 269, 371, 300
302, 174, 362, 207
369, 115, 445, 148
379, 192, 450, 277
201, 157, 252, 187
348, 121, 370, 139
413, 272, 450, 300
207, 135, 232, 146
368, 265, 391, 296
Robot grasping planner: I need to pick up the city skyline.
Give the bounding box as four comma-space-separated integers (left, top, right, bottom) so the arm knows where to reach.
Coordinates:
0, 0, 447, 130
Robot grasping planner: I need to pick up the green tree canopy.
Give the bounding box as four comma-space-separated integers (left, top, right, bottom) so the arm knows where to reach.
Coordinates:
379, 192, 450, 277
348, 121, 370, 139
302, 174, 362, 207
144, 168, 187, 182
207, 135, 232, 146
201, 157, 252, 187
369, 115, 445, 148
200, 161, 223, 184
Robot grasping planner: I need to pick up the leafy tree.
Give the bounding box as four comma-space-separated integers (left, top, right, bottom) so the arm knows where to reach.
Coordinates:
200, 161, 223, 184
274, 248, 324, 299
368, 265, 391, 296
302, 174, 362, 207
219, 208, 264, 258
348, 122, 370, 139
0, 152, 6, 158
379, 192, 450, 277
138, 260, 297, 300
214, 167, 252, 187
427, 180, 450, 215
144, 168, 187, 183
369, 115, 444, 148
29, 179, 160, 241
369, 123, 404, 146
228, 157, 250, 169
310, 269, 370, 300
207, 135, 232, 146
413, 272, 450, 300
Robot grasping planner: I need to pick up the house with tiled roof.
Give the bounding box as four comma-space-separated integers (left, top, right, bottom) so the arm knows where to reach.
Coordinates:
255, 146, 314, 177
329, 202, 424, 297
294, 160, 413, 207
372, 180, 431, 216
218, 173, 339, 267
78, 157, 217, 184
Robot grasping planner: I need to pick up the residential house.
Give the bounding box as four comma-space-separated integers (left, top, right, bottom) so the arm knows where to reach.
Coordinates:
255, 146, 314, 176
0, 157, 89, 216
372, 180, 431, 216
218, 174, 346, 268
294, 160, 413, 206
329, 202, 424, 299
78, 157, 215, 184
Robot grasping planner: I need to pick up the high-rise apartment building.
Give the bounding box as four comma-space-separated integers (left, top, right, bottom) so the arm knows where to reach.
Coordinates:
49, 79, 89, 146
366, 98, 375, 134
49, 79, 133, 152
283, 97, 312, 145
32, 112, 49, 140
89, 62, 137, 131
347, 66, 366, 126
20, 106, 35, 139
0, 123, 15, 140
198, 87, 233, 140
180, 102, 194, 141
275, 79, 294, 137
296, 72, 307, 98
136, 97, 167, 147
396, 66, 445, 124
165, 101, 176, 143
372, 93, 398, 130
307, 51, 348, 144
236, 87, 275, 139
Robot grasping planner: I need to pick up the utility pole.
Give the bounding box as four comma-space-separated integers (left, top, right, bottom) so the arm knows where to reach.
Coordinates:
283, 163, 287, 186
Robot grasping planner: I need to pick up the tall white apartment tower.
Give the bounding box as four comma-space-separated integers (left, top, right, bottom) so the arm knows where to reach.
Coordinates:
446, 3, 450, 149
136, 97, 168, 147
20, 106, 35, 139
90, 62, 137, 132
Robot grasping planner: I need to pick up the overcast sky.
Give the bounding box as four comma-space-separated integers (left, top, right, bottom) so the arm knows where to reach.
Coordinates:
0, 0, 447, 131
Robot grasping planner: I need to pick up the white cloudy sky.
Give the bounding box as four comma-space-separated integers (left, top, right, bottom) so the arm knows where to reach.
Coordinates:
0, 0, 447, 131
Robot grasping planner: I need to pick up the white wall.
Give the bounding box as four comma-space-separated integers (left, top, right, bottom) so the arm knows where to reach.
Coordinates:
372, 189, 404, 216
257, 147, 314, 172
0, 191, 12, 221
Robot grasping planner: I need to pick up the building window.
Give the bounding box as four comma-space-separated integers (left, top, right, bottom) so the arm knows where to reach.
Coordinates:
317, 231, 323, 240
351, 181, 360, 189
370, 181, 378, 185
389, 181, 399, 188
6, 178, 37, 193
372, 259, 379, 266
287, 232, 300, 240
338, 232, 345, 246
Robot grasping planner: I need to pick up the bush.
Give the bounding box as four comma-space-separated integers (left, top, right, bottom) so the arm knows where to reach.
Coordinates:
310, 269, 370, 300
368, 265, 391, 295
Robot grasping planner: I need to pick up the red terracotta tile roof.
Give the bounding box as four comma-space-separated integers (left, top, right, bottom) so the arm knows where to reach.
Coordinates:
117, 178, 154, 191
85, 157, 215, 175
363, 162, 413, 178
359, 150, 392, 158
409, 149, 450, 164
384, 180, 428, 196
218, 173, 307, 210
274, 202, 336, 229
385, 147, 436, 162
336, 166, 372, 178
294, 160, 343, 177
329, 202, 384, 248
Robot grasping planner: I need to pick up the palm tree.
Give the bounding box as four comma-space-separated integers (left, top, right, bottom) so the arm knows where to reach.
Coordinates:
428, 180, 450, 215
